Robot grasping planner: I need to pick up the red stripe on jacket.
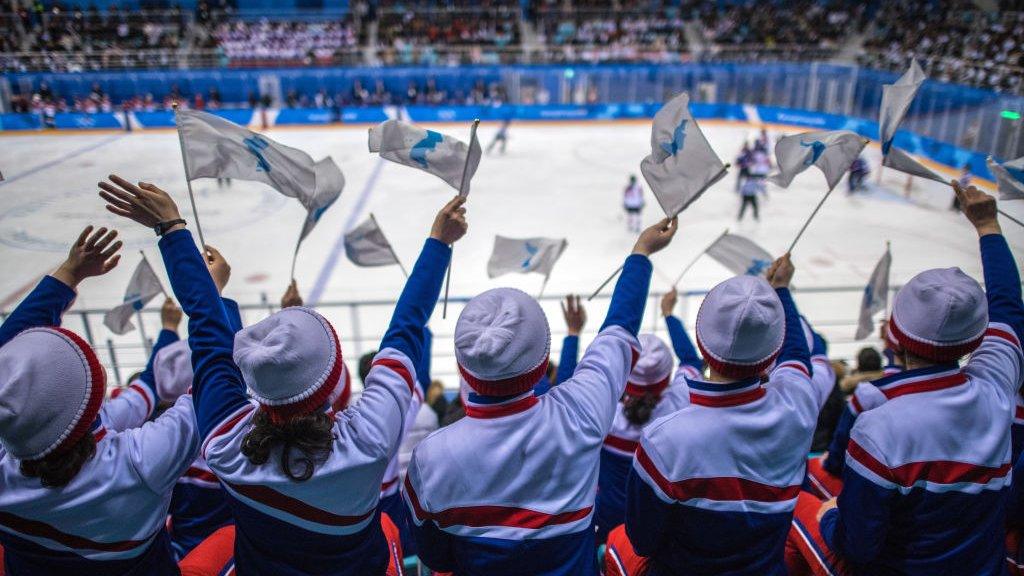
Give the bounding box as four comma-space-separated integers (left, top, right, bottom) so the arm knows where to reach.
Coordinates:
636, 446, 799, 503
848, 440, 1011, 487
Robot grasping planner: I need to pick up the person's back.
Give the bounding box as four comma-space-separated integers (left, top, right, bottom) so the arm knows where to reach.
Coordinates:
406, 218, 678, 575
625, 257, 831, 575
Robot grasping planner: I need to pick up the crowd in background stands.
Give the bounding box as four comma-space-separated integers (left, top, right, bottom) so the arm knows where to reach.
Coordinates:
859, 1, 1023, 94
1, 1, 1024, 93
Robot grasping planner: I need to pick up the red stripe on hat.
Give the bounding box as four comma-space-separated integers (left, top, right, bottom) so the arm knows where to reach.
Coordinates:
128, 383, 153, 416
848, 441, 1011, 487
262, 317, 344, 425
688, 386, 766, 408
48, 328, 106, 458
226, 481, 374, 527
464, 394, 538, 419
879, 371, 967, 400
0, 511, 149, 552
603, 434, 640, 453
459, 358, 549, 397
887, 317, 983, 363
624, 376, 669, 398
636, 446, 798, 503
372, 357, 415, 394
696, 336, 779, 380
331, 366, 352, 414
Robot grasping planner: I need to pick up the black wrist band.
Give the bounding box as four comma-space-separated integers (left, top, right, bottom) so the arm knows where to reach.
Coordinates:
154, 219, 186, 237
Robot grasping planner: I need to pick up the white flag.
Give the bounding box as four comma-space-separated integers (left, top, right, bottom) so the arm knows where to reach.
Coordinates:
104, 258, 164, 335
879, 59, 926, 156
855, 246, 892, 340
705, 233, 774, 277
487, 236, 568, 279
640, 93, 728, 217
344, 217, 400, 267
177, 110, 318, 200
987, 155, 1024, 201
298, 157, 346, 243
368, 119, 482, 193
770, 130, 866, 190
882, 147, 946, 184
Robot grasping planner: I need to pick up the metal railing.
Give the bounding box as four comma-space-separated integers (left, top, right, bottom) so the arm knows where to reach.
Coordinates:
2, 285, 904, 392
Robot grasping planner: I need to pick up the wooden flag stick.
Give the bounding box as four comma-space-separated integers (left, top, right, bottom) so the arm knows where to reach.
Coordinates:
787, 187, 835, 253
672, 227, 729, 288
443, 119, 481, 318
588, 265, 623, 301
370, 213, 409, 279
171, 103, 208, 252
138, 250, 169, 298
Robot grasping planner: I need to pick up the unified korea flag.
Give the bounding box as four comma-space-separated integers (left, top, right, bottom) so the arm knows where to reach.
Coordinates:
298, 157, 345, 244
879, 59, 926, 156
104, 258, 164, 335
176, 110, 317, 200
704, 233, 775, 277
640, 93, 728, 217
855, 246, 892, 340
987, 155, 1024, 201
770, 130, 866, 190
344, 217, 400, 268
486, 236, 568, 279
368, 119, 482, 193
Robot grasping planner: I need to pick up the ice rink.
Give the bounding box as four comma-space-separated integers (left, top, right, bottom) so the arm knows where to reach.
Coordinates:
2, 120, 1023, 386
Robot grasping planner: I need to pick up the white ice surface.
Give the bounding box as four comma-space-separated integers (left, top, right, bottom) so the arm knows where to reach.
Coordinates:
2, 121, 1022, 387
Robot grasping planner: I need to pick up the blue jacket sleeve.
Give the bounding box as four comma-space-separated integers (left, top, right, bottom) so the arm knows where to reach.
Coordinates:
823, 406, 857, 475
222, 298, 244, 333
555, 335, 579, 384
134, 329, 180, 394
665, 315, 702, 372
601, 254, 653, 335
821, 459, 895, 563
0, 276, 76, 347
158, 229, 250, 439
625, 466, 670, 557
415, 327, 433, 394
776, 288, 812, 372
380, 239, 451, 369
980, 234, 1024, 339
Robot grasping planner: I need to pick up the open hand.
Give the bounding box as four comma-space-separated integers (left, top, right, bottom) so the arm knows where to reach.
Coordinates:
560, 295, 587, 336
633, 217, 678, 256
281, 279, 303, 308
53, 226, 123, 289
765, 253, 795, 289
431, 196, 468, 245
98, 175, 182, 229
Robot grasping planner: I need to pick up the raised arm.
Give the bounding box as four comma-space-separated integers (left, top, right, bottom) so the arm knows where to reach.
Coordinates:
416, 326, 433, 395
661, 290, 701, 376
0, 226, 121, 347
766, 254, 812, 374
555, 294, 586, 384
98, 175, 249, 438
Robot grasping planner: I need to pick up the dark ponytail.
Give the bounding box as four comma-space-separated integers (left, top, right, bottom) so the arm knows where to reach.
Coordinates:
21, 433, 96, 488
241, 410, 335, 481
623, 392, 660, 426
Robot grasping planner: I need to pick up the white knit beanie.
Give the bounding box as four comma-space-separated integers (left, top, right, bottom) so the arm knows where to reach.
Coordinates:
455, 288, 551, 396
154, 340, 193, 402
233, 306, 345, 424
0, 328, 106, 460
889, 268, 987, 362
696, 275, 785, 379
626, 334, 673, 396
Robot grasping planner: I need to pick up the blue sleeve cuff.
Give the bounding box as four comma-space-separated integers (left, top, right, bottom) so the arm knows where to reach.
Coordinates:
40, 275, 78, 305
0, 275, 79, 348
601, 254, 652, 335
776, 288, 811, 371
980, 233, 1024, 337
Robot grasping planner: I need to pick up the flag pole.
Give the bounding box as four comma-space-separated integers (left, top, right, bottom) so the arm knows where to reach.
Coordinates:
443, 118, 481, 318
672, 227, 728, 288
370, 213, 409, 279
588, 265, 623, 301
138, 250, 169, 298
998, 209, 1024, 228
787, 187, 835, 253
171, 103, 208, 254
538, 273, 551, 300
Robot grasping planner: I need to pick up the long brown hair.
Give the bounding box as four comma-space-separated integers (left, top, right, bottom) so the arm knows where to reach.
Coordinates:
240, 410, 335, 481
21, 434, 96, 488
623, 392, 660, 426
